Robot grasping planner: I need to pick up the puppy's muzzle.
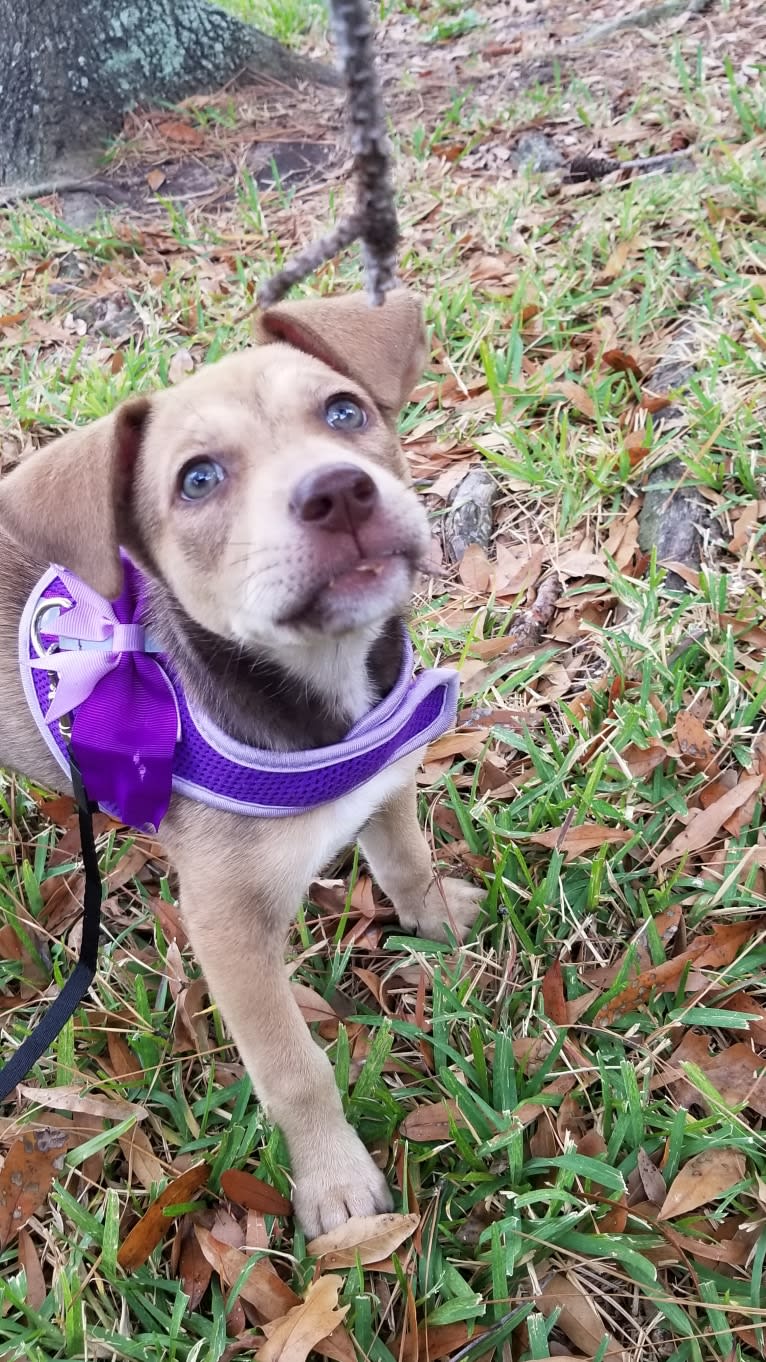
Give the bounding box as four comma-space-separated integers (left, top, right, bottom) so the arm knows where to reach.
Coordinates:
290, 463, 378, 535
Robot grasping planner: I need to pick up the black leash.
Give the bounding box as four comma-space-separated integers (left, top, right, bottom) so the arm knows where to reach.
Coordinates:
0, 753, 102, 1102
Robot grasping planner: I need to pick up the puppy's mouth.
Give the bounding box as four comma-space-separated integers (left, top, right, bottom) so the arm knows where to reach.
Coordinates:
279, 549, 417, 631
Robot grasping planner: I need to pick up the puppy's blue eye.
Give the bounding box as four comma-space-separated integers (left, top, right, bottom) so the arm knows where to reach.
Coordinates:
325, 394, 367, 431
179, 459, 225, 501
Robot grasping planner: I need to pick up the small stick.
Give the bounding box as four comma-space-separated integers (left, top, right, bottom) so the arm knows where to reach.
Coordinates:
0, 176, 125, 207
565, 148, 695, 183
257, 0, 399, 309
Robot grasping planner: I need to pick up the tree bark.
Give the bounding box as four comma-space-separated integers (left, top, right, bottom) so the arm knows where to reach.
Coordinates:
0, 0, 335, 187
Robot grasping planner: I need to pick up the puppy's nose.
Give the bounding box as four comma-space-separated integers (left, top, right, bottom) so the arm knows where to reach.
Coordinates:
290, 464, 378, 533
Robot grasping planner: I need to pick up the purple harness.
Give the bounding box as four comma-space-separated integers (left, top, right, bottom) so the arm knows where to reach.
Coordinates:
20, 557, 459, 833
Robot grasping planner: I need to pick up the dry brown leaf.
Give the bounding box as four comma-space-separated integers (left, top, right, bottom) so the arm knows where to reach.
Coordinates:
595, 918, 765, 1023
105, 843, 148, 891
495, 543, 548, 598
542, 958, 568, 1026
351, 966, 390, 1013
348, 875, 380, 918
258, 1274, 349, 1362
425, 462, 475, 501
157, 119, 204, 147
515, 1043, 599, 1127
177, 1215, 214, 1312
107, 1031, 143, 1082
603, 348, 643, 378
728, 501, 760, 555
658, 1149, 746, 1220
605, 515, 641, 567
0, 1128, 69, 1248
458, 543, 494, 595
400, 1098, 468, 1141
119, 1125, 165, 1190
620, 741, 669, 778
220, 1168, 293, 1218
661, 1223, 749, 1267
146, 890, 185, 946
675, 712, 716, 770
210, 1207, 245, 1248
656, 774, 762, 867
530, 822, 631, 862
719, 990, 766, 1046
395, 1322, 489, 1362
696, 919, 765, 972
640, 390, 671, 414
576, 1129, 628, 1233
650, 1029, 711, 1105
690, 1042, 766, 1116
425, 730, 486, 762
117, 1162, 209, 1269
430, 1323, 492, 1361
195, 1227, 299, 1319
17, 1085, 147, 1122
599, 237, 636, 281
174, 976, 210, 1054
538, 1272, 623, 1357
724, 771, 762, 837
290, 983, 339, 1026
636, 1147, 667, 1206
17, 1225, 46, 1309
307, 1211, 419, 1268
466, 252, 516, 285
635, 904, 683, 969
0, 923, 25, 965
556, 549, 611, 579
553, 379, 597, 420
699, 770, 737, 809
40, 871, 83, 935
623, 430, 652, 468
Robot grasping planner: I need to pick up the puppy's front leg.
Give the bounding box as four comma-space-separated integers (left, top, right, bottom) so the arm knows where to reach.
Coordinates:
359, 780, 483, 942
170, 820, 391, 1238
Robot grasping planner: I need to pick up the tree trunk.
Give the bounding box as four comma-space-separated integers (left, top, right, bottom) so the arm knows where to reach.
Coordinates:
0, 0, 335, 187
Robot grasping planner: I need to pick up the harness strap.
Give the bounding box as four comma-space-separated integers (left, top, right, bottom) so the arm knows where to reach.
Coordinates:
0, 754, 102, 1102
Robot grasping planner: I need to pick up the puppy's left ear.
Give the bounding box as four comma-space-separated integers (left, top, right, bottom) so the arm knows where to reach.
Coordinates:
255, 289, 427, 415
0, 398, 150, 600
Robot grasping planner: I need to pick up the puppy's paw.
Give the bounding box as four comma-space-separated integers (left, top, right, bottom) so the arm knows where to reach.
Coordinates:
398, 877, 483, 943
292, 1127, 393, 1239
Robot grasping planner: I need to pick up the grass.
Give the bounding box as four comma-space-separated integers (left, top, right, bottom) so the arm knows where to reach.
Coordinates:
217, 0, 327, 46
1, 1, 766, 1360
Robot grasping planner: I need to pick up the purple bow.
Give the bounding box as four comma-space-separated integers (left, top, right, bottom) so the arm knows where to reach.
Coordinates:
31, 568, 179, 830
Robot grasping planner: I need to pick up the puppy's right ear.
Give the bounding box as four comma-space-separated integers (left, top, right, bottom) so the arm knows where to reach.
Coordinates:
0, 398, 150, 600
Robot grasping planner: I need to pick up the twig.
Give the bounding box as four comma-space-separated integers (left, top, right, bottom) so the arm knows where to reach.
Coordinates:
256, 215, 362, 307
257, 0, 398, 309
573, 0, 714, 45
565, 148, 695, 183
0, 176, 124, 207
457, 576, 563, 697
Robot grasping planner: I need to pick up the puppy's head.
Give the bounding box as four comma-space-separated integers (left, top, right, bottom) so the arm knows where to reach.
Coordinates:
0, 290, 429, 647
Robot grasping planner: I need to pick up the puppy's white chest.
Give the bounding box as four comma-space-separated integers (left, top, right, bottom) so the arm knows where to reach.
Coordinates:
306, 752, 419, 876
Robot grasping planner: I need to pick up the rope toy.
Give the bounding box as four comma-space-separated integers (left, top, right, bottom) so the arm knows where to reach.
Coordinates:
257, 0, 399, 309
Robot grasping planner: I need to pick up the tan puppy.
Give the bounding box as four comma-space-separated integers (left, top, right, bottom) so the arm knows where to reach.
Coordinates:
0, 291, 482, 1236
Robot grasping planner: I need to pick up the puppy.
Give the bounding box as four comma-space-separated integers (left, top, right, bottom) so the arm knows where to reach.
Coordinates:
0, 290, 482, 1236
